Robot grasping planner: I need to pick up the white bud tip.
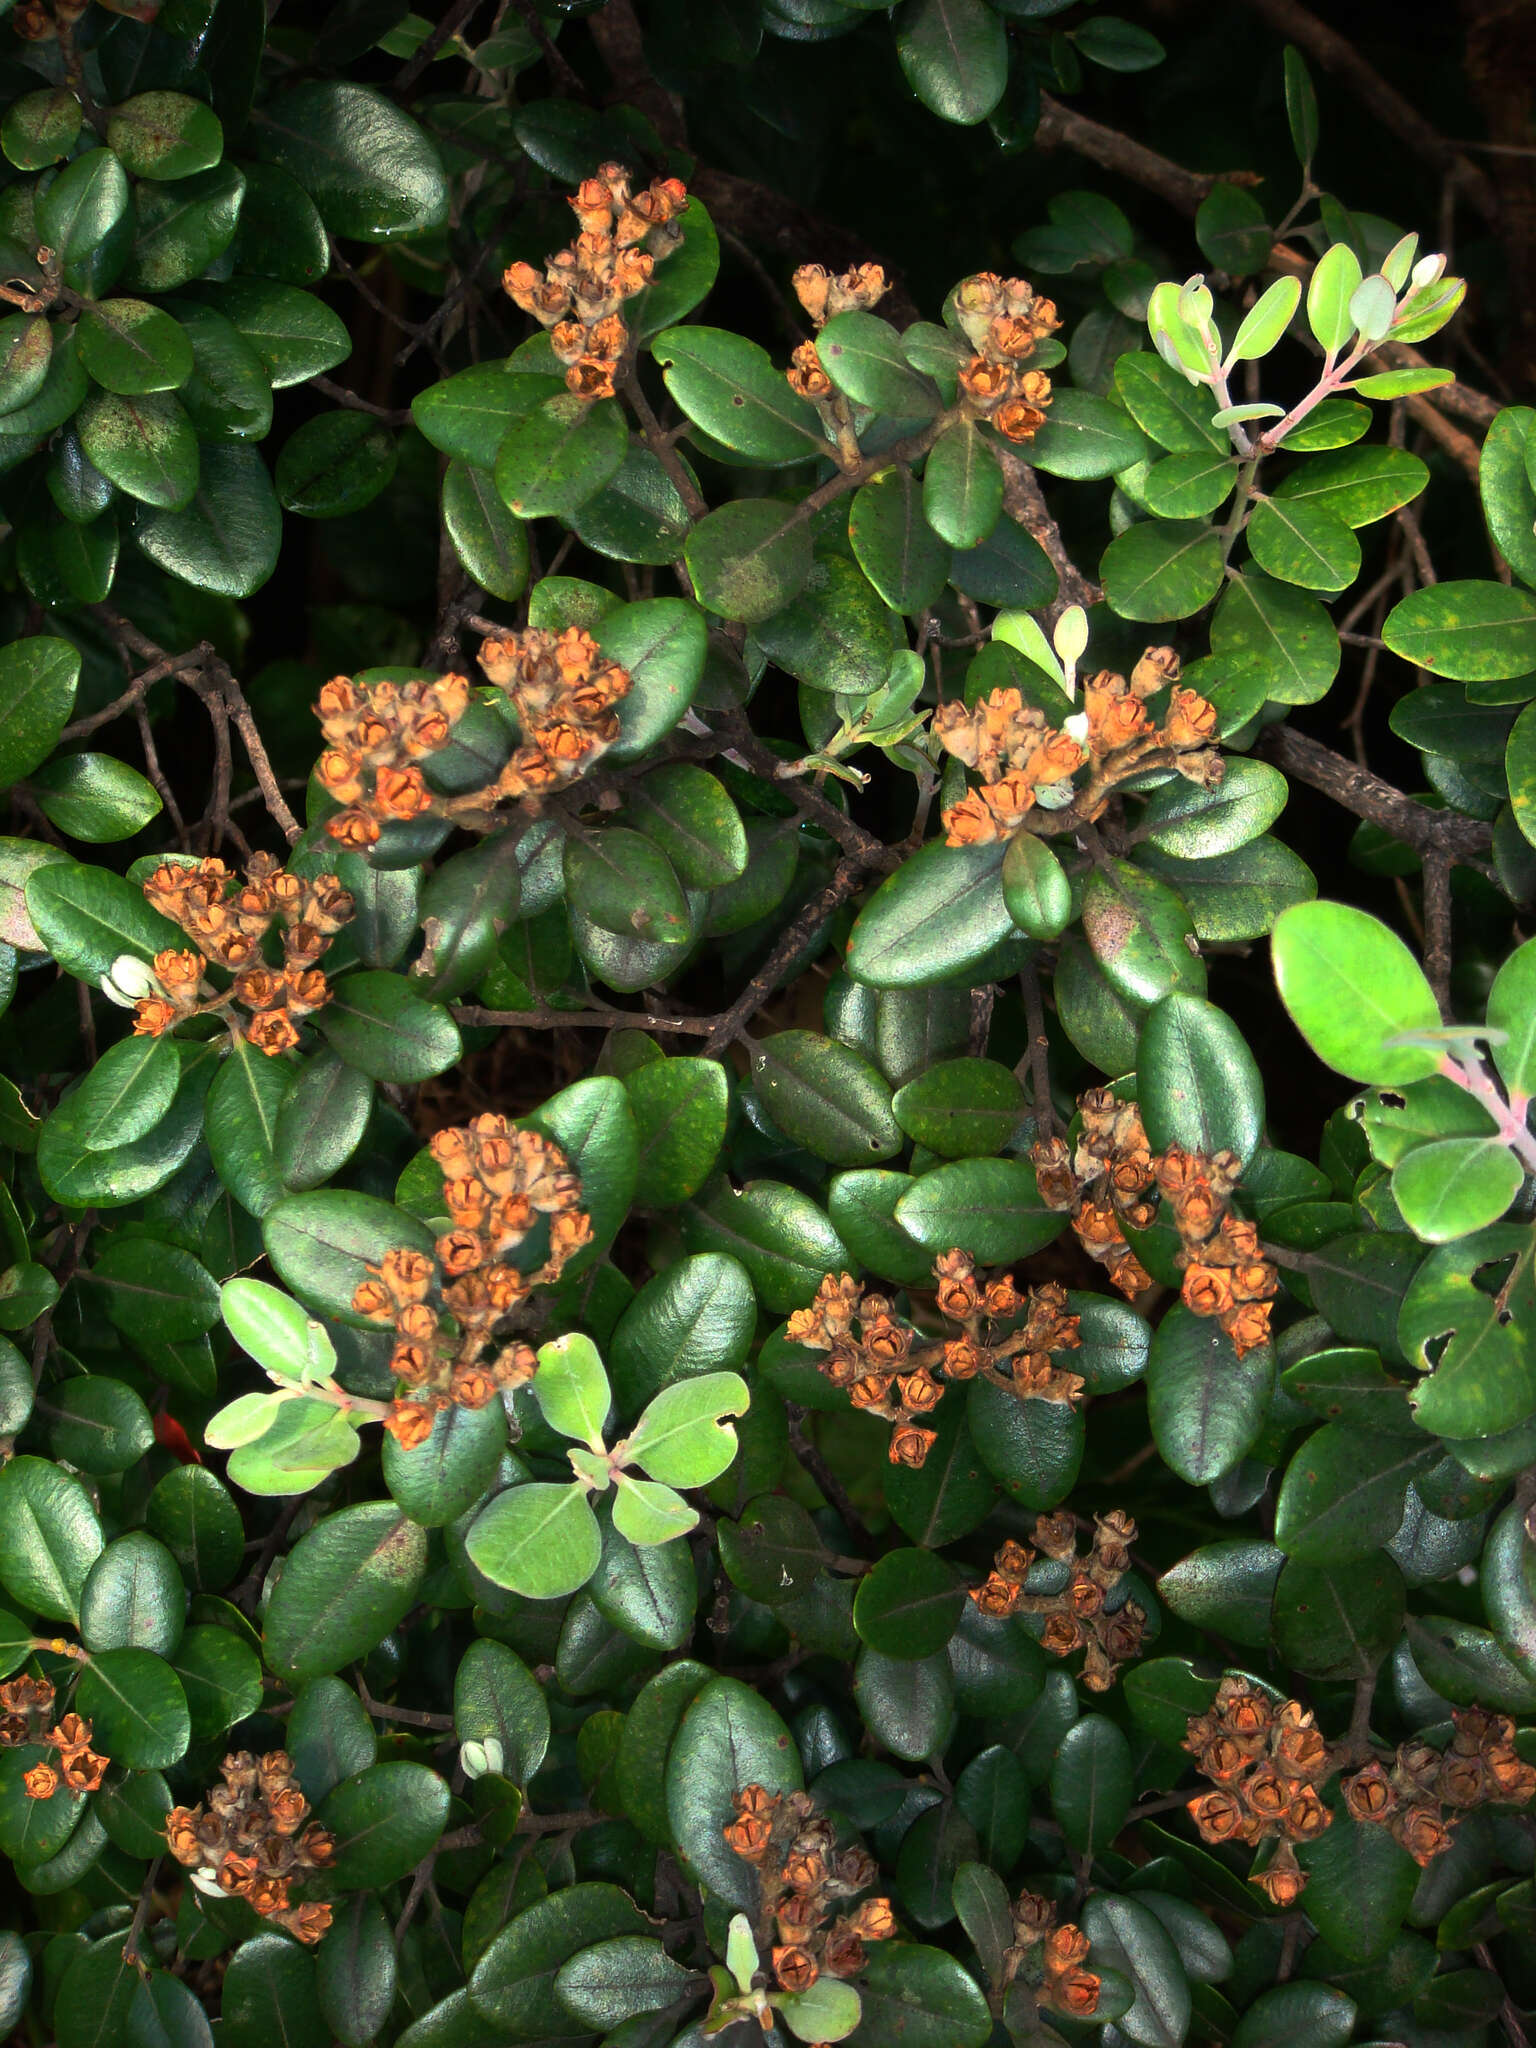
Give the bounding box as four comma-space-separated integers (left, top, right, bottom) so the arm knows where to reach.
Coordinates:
101, 954, 160, 1006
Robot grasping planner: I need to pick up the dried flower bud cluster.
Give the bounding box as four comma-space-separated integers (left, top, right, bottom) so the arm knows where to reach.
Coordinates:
315, 670, 470, 849
786, 262, 888, 399
952, 271, 1060, 443
723, 1785, 895, 1991
1003, 1890, 1101, 2018
503, 162, 688, 400
317, 630, 630, 850
165, 1750, 334, 1945
130, 854, 353, 1058
475, 626, 631, 798
0, 1678, 109, 1797
1034, 1092, 1278, 1357
1156, 1146, 1278, 1356
935, 648, 1221, 848
786, 1250, 1080, 1470
353, 1115, 592, 1451
970, 1510, 1145, 1691
1033, 1089, 1158, 1298
1341, 1709, 1536, 1866
1184, 1678, 1332, 1907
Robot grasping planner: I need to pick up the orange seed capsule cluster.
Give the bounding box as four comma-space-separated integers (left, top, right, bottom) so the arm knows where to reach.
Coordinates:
317, 629, 631, 850
1033, 1088, 1157, 1298
786, 1250, 1081, 1470
1184, 1678, 1332, 1907
723, 1785, 896, 1992
0, 1678, 109, 1796
970, 1510, 1145, 1692
951, 271, 1061, 443
353, 1114, 592, 1451
786, 261, 889, 399
502, 162, 688, 401
135, 853, 354, 1057
1156, 1146, 1279, 1356
1341, 1709, 1536, 1866
1004, 1890, 1101, 2019
165, 1750, 334, 1945
935, 648, 1221, 849
1034, 1091, 1279, 1357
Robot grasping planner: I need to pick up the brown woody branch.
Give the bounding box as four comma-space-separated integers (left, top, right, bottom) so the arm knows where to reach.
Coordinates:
997, 448, 1101, 625
1258, 724, 1493, 863
1034, 93, 1253, 218
1240, 0, 1501, 225
702, 856, 870, 1055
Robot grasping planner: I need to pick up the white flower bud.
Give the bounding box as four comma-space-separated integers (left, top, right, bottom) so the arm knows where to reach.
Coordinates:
1410, 252, 1446, 291
1063, 712, 1090, 745
460, 1737, 504, 1781
100, 954, 161, 1007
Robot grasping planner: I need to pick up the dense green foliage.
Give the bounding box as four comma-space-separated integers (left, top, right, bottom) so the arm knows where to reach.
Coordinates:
0, 2, 1535, 2045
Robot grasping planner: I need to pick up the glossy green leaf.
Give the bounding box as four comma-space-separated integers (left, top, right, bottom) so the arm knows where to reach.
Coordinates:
1247, 496, 1360, 591
1385, 580, 1536, 681
256, 83, 448, 239
77, 390, 198, 509
262, 1502, 428, 1683
0, 636, 80, 789
1146, 1305, 1272, 1485
320, 1761, 449, 1888
923, 420, 1003, 548
850, 466, 951, 613
684, 499, 814, 623
320, 970, 463, 1082
752, 1031, 902, 1166
1211, 569, 1340, 705
1138, 993, 1264, 1165
277, 411, 396, 518
31, 754, 161, 843
1272, 900, 1441, 1085
1100, 517, 1224, 621
846, 839, 1014, 990
1051, 1714, 1133, 1854
666, 1677, 802, 1909
652, 325, 826, 464
1030, 387, 1148, 479
495, 394, 627, 520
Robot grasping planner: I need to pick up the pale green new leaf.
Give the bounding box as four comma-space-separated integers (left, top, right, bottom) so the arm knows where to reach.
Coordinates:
204, 1390, 284, 1450
611, 1472, 699, 1546
1307, 243, 1363, 354
465, 1481, 603, 1599
532, 1332, 611, 1451
1227, 276, 1300, 363
227, 1399, 361, 1496
620, 1370, 750, 1488
776, 1976, 862, 2043
221, 1277, 336, 1386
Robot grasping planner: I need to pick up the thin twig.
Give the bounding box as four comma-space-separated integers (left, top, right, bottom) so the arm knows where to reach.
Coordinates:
786, 1403, 876, 1556
1422, 853, 1453, 1020
309, 374, 414, 426
1018, 960, 1055, 1142
703, 857, 870, 1055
